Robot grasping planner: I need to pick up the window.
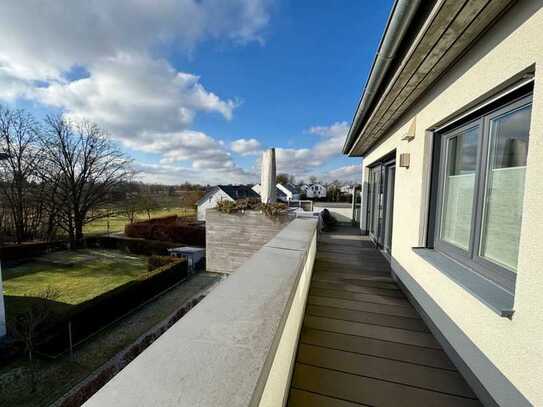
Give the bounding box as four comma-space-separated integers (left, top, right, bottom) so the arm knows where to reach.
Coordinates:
433, 93, 532, 291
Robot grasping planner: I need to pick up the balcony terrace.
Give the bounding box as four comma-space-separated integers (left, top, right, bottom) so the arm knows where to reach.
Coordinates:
83, 219, 480, 406
287, 226, 480, 406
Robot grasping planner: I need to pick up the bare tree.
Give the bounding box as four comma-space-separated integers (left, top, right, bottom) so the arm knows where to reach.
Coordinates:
39, 115, 131, 245
10, 287, 60, 393
276, 173, 289, 185
121, 196, 140, 224
0, 107, 42, 243
138, 192, 159, 220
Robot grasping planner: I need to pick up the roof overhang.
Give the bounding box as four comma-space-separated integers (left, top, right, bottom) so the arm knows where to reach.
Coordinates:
344, 0, 515, 157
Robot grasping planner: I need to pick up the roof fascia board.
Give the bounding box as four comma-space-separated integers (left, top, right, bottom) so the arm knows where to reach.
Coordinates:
343, 0, 423, 154
347, 0, 447, 157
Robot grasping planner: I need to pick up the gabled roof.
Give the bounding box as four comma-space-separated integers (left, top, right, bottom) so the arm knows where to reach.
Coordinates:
253, 183, 287, 198
275, 187, 287, 198
218, 185, 260, 201
196, 186, 220, 205
280, 183, 301, 194
196, 185, 259, 206
304, 183, 326, 189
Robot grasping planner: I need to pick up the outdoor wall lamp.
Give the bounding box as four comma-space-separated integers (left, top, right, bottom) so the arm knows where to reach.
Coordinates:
401, 117, 416, 142
399, 153, 410, 169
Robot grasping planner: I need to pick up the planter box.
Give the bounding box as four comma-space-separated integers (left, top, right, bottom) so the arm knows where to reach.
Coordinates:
206, 209, 290, 274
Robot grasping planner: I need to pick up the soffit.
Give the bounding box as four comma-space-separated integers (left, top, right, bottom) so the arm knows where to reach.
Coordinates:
349, 0, 514, 156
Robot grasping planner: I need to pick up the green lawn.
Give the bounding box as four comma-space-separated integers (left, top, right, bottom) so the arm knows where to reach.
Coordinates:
83, 207, 196, 235
3, 249, 147, 320
0, 273, 221, 407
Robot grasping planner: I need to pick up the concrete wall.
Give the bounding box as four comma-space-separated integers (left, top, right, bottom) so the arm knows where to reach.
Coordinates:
314, 202, 353, 223
197, 189, 232, 221
83, 219, 318, 407
206, 209, 290, 274
360, 2, 543, 405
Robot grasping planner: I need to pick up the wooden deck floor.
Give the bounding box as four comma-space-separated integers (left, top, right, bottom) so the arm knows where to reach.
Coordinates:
287, 225, 481, 407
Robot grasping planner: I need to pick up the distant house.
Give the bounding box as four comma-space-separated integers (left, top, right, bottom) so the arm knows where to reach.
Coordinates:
251, 184, 288, 202
276, 183, 301, 201
340, 185, 354, 194
196, 185, 259, 221
304, 184, 327, 199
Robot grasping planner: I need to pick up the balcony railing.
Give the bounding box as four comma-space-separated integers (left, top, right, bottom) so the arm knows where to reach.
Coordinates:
83, 218, 318, 407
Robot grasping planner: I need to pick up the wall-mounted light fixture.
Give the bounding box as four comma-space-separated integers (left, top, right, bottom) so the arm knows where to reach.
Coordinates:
399, 153, 410, 169
401, 117, 416, 142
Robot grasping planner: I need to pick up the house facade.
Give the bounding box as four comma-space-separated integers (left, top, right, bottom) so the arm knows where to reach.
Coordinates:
303, 183, 327, 199
343, 1, 543, 405
251, 183, 288, 202
276, 183, 301, 201
196, 185, 259, 221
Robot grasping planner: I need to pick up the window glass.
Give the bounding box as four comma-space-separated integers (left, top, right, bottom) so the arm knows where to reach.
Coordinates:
480, 105, 531, 271
440, 126, 478, 250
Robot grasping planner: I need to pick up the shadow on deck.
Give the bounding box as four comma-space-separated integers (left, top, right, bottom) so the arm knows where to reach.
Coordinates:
287, 225, 481, 407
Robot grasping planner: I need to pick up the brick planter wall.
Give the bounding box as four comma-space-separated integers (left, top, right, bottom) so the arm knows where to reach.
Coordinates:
205, 209, 290, 273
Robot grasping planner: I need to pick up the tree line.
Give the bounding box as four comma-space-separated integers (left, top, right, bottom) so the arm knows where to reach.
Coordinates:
0, 106, 130, 245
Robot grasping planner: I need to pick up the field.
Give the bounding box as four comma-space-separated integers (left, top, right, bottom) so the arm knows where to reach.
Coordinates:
83, 207, 196, 235
3, 249, 148, 321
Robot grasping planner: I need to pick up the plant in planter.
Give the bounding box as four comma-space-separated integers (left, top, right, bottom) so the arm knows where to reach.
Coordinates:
216, 198, 287, 217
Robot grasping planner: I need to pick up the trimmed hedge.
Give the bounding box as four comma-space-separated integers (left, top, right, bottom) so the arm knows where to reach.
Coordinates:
86, 235, 180, 256
0, 240, 70, 262
147, 255, 177, 271
124, 215, 205, 246
36, 258, 188, 356
144, 215, 178, 225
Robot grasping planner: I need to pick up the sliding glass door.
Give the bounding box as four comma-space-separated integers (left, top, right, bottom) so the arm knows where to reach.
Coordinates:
367, 157, 396, 254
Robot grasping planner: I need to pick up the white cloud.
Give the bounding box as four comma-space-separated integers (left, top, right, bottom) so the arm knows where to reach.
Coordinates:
324, 164, 361, 183
0, 2, 359, 186
135, 130, 235, 169
0, 0, 271, 180
273, 121, 349, 176
0, 1, 270, 83
36, 54, 235, 140
134, 161, 256, 185
231, 138, 263, 155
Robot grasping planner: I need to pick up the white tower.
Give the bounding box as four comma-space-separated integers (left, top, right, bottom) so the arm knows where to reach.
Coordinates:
260, 148, 277, 204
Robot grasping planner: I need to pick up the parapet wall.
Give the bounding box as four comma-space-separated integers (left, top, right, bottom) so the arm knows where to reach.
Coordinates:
205, 209, 290, 273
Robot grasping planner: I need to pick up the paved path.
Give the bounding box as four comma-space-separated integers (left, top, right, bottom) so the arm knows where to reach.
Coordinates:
287, 226, 481, 407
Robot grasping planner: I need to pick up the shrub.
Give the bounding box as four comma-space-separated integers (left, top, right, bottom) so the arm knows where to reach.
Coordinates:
124, 222, 152, 239
145, 215, 178, 225
259, 202, 288, 217
215, 199, 237, 214
215, 198, 287, 217
86, 235, 179, 256
124, 215, 205, 246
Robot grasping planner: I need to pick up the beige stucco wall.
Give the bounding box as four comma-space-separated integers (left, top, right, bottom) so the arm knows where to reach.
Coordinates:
361, 2, 543, 405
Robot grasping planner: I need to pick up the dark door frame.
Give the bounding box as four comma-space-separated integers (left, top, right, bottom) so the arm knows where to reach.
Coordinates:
366, 152, 396, 254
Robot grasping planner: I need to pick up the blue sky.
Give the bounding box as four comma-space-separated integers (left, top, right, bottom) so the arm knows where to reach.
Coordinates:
0, 1, 393, 185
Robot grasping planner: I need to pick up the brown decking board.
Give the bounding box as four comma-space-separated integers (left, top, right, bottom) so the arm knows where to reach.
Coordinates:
310, 280, 406, 298
287, 225, 481, 407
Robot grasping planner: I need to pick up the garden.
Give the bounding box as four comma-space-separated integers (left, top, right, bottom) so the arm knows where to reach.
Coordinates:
0, 240, 200, 406
3, 249, 149, 324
